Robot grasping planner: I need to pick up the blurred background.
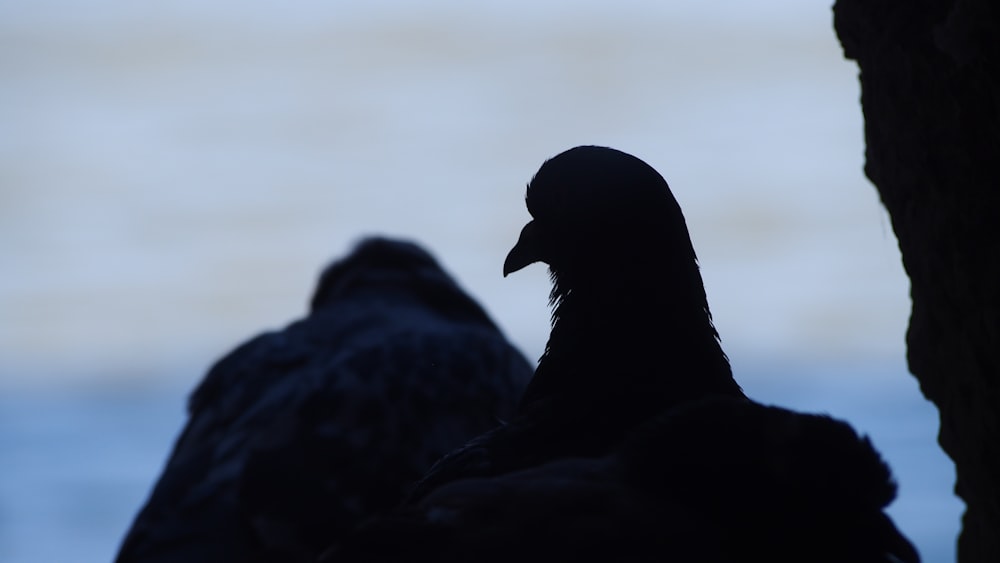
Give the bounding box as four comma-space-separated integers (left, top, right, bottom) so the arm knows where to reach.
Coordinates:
0, 1, 961, 561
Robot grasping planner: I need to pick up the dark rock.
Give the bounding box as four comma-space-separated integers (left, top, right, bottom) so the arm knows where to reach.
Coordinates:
833, 2, 1000, 561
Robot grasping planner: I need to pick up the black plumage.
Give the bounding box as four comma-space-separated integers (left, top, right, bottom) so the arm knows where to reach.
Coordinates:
115, 237, 532, 563
333, 146, 919, 562
335, 397, 920, 563
408, 145, 745, 499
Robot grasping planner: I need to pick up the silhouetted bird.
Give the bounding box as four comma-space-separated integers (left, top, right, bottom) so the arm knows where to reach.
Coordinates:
115, 237, 532, 563
408, 145, 745, 499
334, 397, 920, 563
336, 146, 919, 562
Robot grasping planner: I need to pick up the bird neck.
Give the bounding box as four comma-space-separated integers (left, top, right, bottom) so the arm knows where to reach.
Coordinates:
517, 271, 741, 412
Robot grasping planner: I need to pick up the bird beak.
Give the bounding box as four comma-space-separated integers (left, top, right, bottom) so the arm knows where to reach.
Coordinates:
504, 220, 543, 277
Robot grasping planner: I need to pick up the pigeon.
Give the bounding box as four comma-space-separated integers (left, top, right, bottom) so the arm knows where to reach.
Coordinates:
115, 236, 532, 563
408, 145, 745, 500
334, 397, 920, 563
332, 147, 918, 563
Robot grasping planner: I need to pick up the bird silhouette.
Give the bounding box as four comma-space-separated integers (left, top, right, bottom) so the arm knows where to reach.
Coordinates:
115, 236, 532, 563
334, 397, 920, 563
407, 145, 745, 500
334, 146, 919, 562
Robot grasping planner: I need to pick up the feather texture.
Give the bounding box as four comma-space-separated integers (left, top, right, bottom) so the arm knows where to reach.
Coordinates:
345, 147, 919, 563
115, 237, 532, 563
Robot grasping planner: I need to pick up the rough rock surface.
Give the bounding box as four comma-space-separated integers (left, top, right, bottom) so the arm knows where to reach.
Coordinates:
833, 2, 1000, 561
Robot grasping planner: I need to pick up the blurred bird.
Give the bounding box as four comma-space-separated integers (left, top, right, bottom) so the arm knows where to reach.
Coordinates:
333, 397, 920, 563
115, 236, 533, 563
335, 146, 918, 562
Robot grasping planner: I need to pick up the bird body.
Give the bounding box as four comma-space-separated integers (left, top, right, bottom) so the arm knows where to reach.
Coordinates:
409, 146, 744, 499
115, 237, 532, 563
336, 397, 919, 563
347, 146, 919, 563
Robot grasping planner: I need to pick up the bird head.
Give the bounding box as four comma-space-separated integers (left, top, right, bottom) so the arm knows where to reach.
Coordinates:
310, 237, 495, 328
504, 146, 703, 297
311, 237, 442, 310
